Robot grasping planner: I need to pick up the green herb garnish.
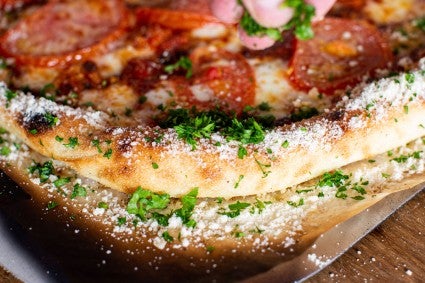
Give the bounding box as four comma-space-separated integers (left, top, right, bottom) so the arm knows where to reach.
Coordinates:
64, 137, 79, 149
219, 201, 250, 218
117, 217, 126, 226
103, 148, 113, 159
174, 188, 198, 228
70, 184, 87, 199
164, 56, 193, 78
162, 231, 174, 242
53, 177, 71, 188
98, 202, 109, 209
47, 201, 58, 210
239, 0, 315, 41
287, 198, 304, 207
29, 161, 54, 182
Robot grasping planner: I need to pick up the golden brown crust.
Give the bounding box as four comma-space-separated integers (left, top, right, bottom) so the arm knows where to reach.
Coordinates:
1, 67, 425, 198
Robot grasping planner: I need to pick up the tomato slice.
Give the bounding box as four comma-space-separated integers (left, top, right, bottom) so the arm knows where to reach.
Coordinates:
289, 18, 393, 94
0, 0, 131, 67
135, 0, 220, 31
174, 49, 256, 113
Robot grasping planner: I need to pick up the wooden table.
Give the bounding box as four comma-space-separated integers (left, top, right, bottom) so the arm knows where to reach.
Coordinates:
1, 190, 424, 282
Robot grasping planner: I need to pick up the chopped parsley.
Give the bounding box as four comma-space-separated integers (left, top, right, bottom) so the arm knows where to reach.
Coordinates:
287, 198, 304, 207
240, 11, 282, 41
254, 157, 271, 178
70, 184, 87, 199
405, 72, 415, 84
317, 170, 349, 188
156, 107, 271, 152
237, 146, 247, 159
391, 151, 422, 163
282, 140, 289, 148
98, 202, 109, 209
218, 201, 250, 218
91, 139, 102, 153
234, 175, 244, 189
164, 56, 193, 78
127, 187, 170, 222
316, 170, 368, 200
206, 246, 215, 253
239, 0, 315, 41
174, 114, 215, 150
103, 148, 113, 159
296, 189, 313, 194
233, 231, 245, 238
152, 162, 159, 169
250, 198, 271, 214
0, 146, 10, 156
29, 129, 37, 135
4, 89, 17, 107
162, 231, 174, 242
117, 217, 126, 226
53, 177, 71, 188
29, 161, 54, 183
55, 135, 64, 142
43, 112, 59, 127
64, 137, 79, 149
174, 188, 198, 228
47, 201, 58, 210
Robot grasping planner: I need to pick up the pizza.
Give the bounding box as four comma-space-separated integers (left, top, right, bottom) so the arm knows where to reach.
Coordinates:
0, 0, 424, 281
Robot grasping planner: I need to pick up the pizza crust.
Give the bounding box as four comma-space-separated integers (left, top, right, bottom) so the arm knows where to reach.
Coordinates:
1, 124, 424, 281
1, 66, 425, 198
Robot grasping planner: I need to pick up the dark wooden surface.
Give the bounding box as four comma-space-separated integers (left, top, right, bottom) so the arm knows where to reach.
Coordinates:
1, 190, 423, 282
309, 189, 425, 282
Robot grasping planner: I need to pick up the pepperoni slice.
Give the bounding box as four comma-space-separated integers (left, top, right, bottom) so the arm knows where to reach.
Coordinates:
135, 0, 220, 30
0, 0, 131, 67
289, 18, 393, 94
173, 49, 256, 113
121, 49, 255, 114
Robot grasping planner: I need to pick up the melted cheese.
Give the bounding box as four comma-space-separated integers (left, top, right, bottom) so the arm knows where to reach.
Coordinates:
364, 0, 414, 24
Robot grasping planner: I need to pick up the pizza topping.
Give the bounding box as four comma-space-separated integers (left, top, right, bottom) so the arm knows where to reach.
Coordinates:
289, 18, 394, 94
0, 0, 131, 67
122, 49, 255, 114
135, 2, 220, 31
0, 0, 37, 11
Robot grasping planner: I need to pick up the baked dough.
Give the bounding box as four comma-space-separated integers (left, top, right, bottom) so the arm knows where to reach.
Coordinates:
1, 65, 425, 198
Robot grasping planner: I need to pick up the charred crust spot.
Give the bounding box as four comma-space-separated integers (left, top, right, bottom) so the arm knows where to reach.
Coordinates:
20, 112, 55, 135
325, 110, 344, 122
115, 135, 134, 154
274, 117, 292, 127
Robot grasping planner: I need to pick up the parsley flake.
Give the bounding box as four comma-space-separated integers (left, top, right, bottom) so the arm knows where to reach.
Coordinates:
174, 188, 198, 228
70, 184, 87, 199
117, 217, 126, 226
103, 148, 113, 159
219, 201, 250, 218
29, 161, 54, 183
64, 137, 79, 149
98, 202, 109, 209
53, 177, 71, 188
47, 201, 58, 210
162, 231, 174, 242
164, 56, 193, 78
